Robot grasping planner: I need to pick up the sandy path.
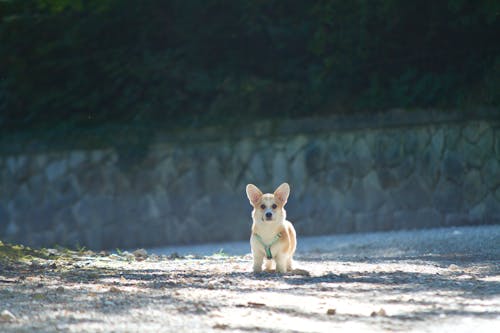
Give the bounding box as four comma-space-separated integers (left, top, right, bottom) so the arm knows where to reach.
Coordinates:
1, 225, 499, 332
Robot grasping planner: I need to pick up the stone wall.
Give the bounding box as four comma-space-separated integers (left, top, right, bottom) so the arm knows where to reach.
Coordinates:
1, 109, 499, 249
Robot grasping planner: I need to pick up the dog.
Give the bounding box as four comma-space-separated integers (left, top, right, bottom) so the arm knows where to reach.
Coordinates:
245, 183, 297, 273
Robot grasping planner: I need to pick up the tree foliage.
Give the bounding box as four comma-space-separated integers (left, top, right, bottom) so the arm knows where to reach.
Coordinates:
0, 0, 498, 134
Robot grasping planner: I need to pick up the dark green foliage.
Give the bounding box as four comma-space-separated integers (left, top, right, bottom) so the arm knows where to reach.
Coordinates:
0, 0, 498, 141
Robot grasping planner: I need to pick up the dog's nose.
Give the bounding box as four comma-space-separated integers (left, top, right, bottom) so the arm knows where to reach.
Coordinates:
265, 212, 272, 219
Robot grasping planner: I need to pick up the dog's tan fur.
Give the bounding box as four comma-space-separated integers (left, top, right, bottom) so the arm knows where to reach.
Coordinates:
245, 183, 297, 273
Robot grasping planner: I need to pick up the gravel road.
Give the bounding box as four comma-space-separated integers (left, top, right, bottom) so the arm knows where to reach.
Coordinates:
1, 225, 499, 332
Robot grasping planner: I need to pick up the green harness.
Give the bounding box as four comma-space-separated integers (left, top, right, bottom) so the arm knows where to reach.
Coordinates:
254, 232, 282, 259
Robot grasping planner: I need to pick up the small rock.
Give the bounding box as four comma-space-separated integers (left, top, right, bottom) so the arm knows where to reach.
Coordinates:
133, 248, 148, 258
448, 264, 460, 271
0, 309, 16, 322
56, 286, 65, 293
103, 300, 116, 307
326, 308, 336, 315
213, 323, 229, 330
371, 308, 387, 317
109, 286, 121, 293
247, 302, 265, 308
292, 268, 311, 276
168, 252, 183, 260
47, 248, 59, 256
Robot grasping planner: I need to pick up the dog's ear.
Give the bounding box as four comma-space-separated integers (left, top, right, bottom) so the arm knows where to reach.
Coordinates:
246, 184, 263, 206
274, 183, 290, 206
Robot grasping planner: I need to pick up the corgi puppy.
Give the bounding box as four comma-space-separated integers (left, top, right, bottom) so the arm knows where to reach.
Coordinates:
245, 183, 297, 273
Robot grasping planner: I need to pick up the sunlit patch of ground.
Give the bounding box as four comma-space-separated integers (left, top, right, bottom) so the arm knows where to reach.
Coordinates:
1, 225, 499, 332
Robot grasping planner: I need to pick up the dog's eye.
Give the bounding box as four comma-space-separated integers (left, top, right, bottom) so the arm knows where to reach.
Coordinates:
272, 204, 277, 209
260, 204, 266, 209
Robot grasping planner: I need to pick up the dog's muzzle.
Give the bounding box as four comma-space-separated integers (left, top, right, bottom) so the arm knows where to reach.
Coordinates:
265, 212, 273, 221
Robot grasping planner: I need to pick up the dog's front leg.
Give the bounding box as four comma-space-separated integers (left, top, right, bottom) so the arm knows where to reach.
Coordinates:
275, 255, 288, 273
252, 252, 264, 273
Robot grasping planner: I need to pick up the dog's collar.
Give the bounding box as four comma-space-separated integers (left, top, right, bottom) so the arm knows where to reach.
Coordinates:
254, 232, 282, 259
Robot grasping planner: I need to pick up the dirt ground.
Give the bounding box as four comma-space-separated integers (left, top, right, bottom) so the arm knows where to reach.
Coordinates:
1, 225, 499, 333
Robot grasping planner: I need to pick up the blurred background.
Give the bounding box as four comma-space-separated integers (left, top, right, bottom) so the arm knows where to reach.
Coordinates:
0, 0, 499, 250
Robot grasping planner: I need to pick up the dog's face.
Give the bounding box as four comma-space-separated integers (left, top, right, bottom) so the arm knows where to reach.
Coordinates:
246, 183, 290, 223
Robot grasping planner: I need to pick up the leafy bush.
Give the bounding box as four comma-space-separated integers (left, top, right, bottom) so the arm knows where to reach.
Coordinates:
0, 0, 498, 140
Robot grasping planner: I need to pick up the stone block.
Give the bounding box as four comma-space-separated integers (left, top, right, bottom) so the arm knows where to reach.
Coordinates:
329, 189, 346, 213
202, 157, 225, 191
0, 203, 9, 234
73, 195, 115, 228
327, 140, 350, 163
433, 179, 463, 213
415, 149, 441, 190
285, 135, 309, 159
441, 151, 464, 184
484, 194, 500, 219
477, 127, 494, 152
463, 169, 487, 206
430, 128, 445, 157
236, 138, 255, 163
462, 140, 485, 169
26, 174, 46, 200
482, 158, 500, 190
344, 177, 387, 213
304, 141, 325, 179
393, 209, 442, 229
377, 168, 398, 189
68, 151, 87, 168
54, 206, 77, 229
392, 156, 416, 180
373, 134, 405, 168
353, 212, 377, 232
90, 150, 105, 163
52, 175, 82, 202
272, 151, 288, 186
391, 174, 431, 210
325, 166, 352, 191
495, 129, 500, 161
351, 137, 373, 176
444, 126, 461, 150
336, 212, 355, 233
289, 153, 306, 194
248, 154, 268, 185
10, 184, 32, 213
403, 128, 430, 155
444, 213, 471, 227
35, 154, 48, 168
6, 157, 19, 174
463, 122, 490, 143
353, 211, 394, 232
469, 203, 486, 223
45, 160, 68, 182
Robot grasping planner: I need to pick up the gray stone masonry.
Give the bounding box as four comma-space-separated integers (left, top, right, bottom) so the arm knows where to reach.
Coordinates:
1, 109, 499, 249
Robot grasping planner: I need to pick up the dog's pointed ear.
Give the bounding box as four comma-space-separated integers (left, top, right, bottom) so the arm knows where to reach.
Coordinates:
274, 183, 290, 206
246, 184, 263, 206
